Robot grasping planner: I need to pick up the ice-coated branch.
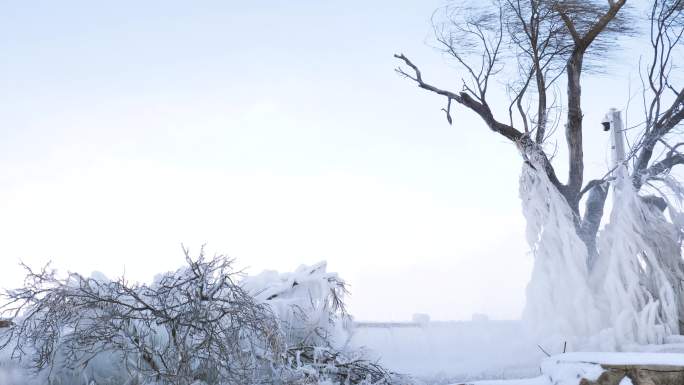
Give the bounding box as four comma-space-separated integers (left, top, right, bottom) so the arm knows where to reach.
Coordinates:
0, 253, 399, 385
642, 153, 684, 181
579, 181, 609, 269
0, 248, 283, 384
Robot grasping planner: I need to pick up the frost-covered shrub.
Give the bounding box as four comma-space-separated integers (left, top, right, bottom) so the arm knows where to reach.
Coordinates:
0, 248, 282, 385
243, 263, 403, 385
243, 262, 350, 353
0, 250, 401, 385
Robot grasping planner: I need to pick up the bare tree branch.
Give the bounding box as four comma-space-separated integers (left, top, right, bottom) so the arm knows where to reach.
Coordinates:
394, 53, 524, 142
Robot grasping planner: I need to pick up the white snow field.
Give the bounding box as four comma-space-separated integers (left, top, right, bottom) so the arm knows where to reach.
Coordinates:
351, 320, 684, 384
351, 319, 544, 381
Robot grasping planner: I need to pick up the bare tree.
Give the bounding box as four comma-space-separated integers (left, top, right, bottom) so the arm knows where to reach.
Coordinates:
396, 0, 684, 343
396, 0, 633, 223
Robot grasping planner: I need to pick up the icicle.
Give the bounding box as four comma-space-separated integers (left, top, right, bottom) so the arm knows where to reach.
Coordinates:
593, 174, 679, 346
519, 148, 603, 341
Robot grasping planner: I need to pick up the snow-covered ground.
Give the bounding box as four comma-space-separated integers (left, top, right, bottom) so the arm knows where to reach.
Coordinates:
3, 316, 684, 385
468, 351, 684, 385
351, 320, 684, 384
350, 319, 545, 382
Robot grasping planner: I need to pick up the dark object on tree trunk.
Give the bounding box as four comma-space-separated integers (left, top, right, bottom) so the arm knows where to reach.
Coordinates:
0, 320, 12, 328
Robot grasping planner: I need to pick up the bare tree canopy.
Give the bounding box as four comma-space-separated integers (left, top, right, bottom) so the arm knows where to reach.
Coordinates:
395, 0, 683, 250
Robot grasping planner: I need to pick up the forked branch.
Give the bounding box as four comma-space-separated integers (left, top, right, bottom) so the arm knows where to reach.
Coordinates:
394, 53, 523, 142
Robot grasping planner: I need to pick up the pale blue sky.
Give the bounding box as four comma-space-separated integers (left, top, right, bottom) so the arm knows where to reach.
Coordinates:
0, 1, 647, 320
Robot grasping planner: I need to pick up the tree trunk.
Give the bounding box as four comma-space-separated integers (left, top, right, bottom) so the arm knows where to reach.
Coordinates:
564, 51, 585, 214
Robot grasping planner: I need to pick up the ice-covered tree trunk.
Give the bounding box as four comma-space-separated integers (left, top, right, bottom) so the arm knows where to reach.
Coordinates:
521, 148, 684, 348
591, 174, 679, 346
520, 152, 603, 341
